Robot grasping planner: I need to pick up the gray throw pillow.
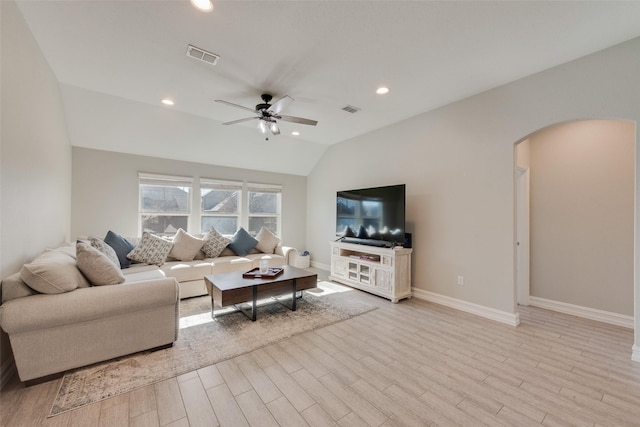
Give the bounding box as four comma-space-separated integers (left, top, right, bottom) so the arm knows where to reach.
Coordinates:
227, 227, 258, 257
104, 230, 136, 268
89, 237, 121, 267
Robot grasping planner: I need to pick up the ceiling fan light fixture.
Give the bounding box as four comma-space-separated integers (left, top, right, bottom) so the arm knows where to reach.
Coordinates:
258, 120, 268, 134
190, 0, 213, 12
270, 122, 279, 134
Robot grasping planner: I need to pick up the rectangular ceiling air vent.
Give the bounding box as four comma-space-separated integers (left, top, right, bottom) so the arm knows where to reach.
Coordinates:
342, 105, 361, 114
186, 44, 220, 66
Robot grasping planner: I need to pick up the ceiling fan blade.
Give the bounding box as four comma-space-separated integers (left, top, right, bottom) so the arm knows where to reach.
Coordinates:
215, 99, 256, 113
268, 95, 294, 114
222, 117, 259, 125
277, 114, 318, 126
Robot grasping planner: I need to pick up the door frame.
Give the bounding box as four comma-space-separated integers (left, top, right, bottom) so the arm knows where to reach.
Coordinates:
516, 164, 530, 306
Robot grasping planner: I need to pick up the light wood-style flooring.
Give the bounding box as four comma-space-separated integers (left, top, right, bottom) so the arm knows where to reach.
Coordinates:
2, 273, 639, 426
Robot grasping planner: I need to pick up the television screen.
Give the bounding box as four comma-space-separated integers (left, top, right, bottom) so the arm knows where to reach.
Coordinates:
336, 184, 406, 247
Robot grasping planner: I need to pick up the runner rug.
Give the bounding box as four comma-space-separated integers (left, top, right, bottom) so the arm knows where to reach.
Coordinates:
49, 282, 375, 416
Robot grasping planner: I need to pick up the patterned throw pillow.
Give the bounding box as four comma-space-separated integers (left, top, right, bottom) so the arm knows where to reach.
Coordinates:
202, 227, 231, 258
255, 226, 280, 254
89, 237, 121, 267
126, 232, 173, 266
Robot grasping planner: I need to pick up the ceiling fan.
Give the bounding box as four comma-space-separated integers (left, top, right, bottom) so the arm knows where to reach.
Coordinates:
215, 94, 318, 136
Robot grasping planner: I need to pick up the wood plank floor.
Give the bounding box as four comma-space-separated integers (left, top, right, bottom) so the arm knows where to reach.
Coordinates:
2, 271, 639, 426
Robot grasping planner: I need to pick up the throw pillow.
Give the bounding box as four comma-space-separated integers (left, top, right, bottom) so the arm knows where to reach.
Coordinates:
227, 227, 258, 257
169, 228, 205, 261
20, 250, 90, 294
255, 226, 280, 254
104, 230, 136, 269
76, 241, 125, 286
89, 237, 121, 267
202, 227, 231, 258
126, 232, 173, 266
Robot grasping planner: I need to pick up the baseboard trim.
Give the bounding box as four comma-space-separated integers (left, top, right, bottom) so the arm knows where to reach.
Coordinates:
632, 345, 640, 363
311, 261, 330, 271
1, 357, 16, 390
412, 288, 520, 326
529, 296, 634, 329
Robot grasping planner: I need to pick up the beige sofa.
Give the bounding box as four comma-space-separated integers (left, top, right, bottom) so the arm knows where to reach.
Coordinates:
0, 233, 298, 383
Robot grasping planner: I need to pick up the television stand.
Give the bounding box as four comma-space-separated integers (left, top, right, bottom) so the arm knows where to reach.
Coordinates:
329, 241, 413, 302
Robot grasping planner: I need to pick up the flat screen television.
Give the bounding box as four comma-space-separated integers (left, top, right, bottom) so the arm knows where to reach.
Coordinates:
336, 184, 406, 248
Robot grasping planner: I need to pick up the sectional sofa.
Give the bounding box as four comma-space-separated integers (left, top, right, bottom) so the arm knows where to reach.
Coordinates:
0, 227, 297, 383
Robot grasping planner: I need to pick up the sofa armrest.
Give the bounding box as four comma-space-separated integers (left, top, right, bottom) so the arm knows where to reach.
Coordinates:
276, 246, 298, 265
0, 277, 179, 334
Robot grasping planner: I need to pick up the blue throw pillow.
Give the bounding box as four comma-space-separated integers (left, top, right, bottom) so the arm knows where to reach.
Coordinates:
104, 230, 135, 269
227, 227, 258, 256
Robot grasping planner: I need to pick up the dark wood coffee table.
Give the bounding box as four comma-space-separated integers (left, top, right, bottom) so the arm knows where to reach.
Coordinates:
204, 266, 318, 321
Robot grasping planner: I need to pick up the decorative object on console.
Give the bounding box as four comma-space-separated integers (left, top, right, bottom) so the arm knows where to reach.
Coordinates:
227, 227, 258, 256
126, 231, 173, 266
104, 230, 136, 268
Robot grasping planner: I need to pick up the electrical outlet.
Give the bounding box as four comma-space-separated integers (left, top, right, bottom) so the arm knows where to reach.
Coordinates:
457, 275, 464, 286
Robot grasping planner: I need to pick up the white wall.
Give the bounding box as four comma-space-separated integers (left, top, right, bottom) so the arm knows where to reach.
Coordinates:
307, 37, 640, 329
71, 147, 307, 251
0, 1, 72, 384
528, 120, 634, 316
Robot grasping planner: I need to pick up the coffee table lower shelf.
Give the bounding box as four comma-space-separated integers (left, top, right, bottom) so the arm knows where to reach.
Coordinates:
204, 266, 318, 322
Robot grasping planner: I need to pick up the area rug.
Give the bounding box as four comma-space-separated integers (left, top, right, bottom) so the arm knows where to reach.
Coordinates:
49, 281, 375, 416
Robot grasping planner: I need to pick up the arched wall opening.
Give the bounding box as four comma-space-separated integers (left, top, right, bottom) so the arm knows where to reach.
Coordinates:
514, 119, 636, 331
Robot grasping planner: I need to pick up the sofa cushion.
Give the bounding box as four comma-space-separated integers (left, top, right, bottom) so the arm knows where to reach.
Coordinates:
202, 227, 231, 258
227, 227, 258, 257
1, 272, 37, 303
89, 237, 121, 267
255, 226, 281, 254
123, 269, 166, 283
127, 232, 173, 266
76, 241, 125, 286
161, 261, 213, 283
20, 250, 90, 294
104, 231, 136, 269
168, 229, 205, 262
211, 256, 253, 274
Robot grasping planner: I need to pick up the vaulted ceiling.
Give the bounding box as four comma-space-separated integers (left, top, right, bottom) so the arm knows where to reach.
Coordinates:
16, 1, 640, 175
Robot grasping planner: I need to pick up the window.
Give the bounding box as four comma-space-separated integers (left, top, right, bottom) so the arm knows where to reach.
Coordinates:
248, 182, 282, 236
139, 173, 192, 235
200, 179, 242, 235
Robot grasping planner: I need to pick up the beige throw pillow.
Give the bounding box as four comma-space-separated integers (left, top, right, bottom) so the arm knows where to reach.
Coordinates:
255, 226, 281, 254
76, 241, 125, 286
168, 229, 205, 261
20, 249, 90, 294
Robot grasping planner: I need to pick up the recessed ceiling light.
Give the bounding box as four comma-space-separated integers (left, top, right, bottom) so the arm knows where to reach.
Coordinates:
376, 87, 390, 95
161, 99, 174, 106
191, 0, 213, 12
291, 131, 300, 136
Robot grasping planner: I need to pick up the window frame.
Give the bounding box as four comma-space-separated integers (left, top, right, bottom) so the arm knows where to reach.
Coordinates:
138, 172, 193, 236
247, 182, 283, 237
199, 178, 243, 236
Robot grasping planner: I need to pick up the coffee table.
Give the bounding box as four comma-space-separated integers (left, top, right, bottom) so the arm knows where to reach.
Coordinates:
204, 266, 318, 321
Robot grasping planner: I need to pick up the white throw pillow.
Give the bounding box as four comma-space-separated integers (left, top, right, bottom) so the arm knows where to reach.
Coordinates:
202, 227, 231, 258
20, 249, 90, 294
76, 241, 125, 286
255, 226, 281, 254
126, 232, 173, 266
169, 228, 205, 261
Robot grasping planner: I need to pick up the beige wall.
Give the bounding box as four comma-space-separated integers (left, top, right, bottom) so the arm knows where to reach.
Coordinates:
1, 1, 72, 385
71, 147, 307, 251
306, 37, 640, 327
528, 120, 634, 315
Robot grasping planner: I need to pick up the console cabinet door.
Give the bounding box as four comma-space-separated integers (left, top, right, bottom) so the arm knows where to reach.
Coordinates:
332, 258, 349, 278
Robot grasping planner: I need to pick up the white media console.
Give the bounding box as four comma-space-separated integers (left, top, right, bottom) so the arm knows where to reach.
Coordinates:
329, 241, 413, 303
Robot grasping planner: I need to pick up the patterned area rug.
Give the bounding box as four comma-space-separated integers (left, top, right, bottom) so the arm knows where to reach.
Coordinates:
49, 281, 375, 416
